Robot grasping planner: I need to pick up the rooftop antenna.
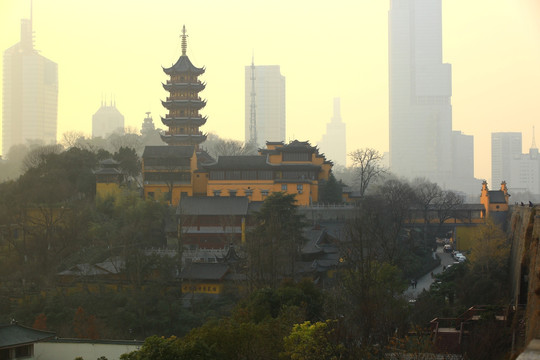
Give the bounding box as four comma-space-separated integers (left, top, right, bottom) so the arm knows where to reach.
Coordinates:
181, 25, 188, 56
249, 53, 257, 145
30, 0, 34, 48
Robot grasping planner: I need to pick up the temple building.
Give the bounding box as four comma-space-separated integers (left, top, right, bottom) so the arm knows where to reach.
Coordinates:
203, 140, 332, 205
160, 25, 207, 147
141, 28, 331, 207
142, 26, 211, 205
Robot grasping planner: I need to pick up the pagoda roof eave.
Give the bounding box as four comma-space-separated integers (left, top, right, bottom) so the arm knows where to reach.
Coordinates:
162, 55, 205, 75
161, 116, 207, 127
161, 99, 207, 110
160, 133, 207, 145
162, 82, 206, 91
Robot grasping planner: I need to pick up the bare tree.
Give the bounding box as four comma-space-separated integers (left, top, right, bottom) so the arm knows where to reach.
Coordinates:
412, 178, 443, 246
61, 131, 85, 149
435, 190, 464, 226
349, 148, 385, 197
202, 133, 258, 159
21, 144, 63, 172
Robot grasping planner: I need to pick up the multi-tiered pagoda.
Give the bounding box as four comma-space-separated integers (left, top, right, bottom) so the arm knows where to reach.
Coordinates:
161, 26, 207, 147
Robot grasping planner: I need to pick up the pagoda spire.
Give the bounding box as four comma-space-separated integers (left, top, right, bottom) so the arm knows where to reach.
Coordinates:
181, 25, 188, 56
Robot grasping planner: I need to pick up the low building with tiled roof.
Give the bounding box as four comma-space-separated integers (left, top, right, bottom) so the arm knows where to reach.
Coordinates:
202, 140, 332, 205
0, 323, 55, 358
176, 196, 255, 249
480, 180, 510, 221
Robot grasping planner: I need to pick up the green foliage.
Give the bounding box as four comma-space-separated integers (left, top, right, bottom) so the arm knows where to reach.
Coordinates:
318, 173, 344, 204
113, 147, 141, 179
337, 259, 409, 348
248, 192, 307, 288
282, 320, 346, 360
244, 280, 324, 323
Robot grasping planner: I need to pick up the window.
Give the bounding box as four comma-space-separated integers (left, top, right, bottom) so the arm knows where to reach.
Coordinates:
241, 170, 257, 180
261, 190, 269, 197
245, 189, 253, 197
148, 192, 155, 199
225, 170, 242, 180
15, 345, 32, 358
258, 171, 273, 180
297, 184, 304, 194
229, 190, 237, 197
213, 190, 221, 197
210, 171, 225, 180
283, 152, 310, 161
281, 184, 287, 191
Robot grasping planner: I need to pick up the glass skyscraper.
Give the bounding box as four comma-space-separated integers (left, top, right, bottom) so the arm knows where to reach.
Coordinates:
2, 18, 58, 156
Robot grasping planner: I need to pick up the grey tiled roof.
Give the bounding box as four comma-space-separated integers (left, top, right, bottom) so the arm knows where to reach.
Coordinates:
179, 263, 229, 280
0, 324, 55, 348
142, 145, 195, 159
301, 228, 325, 255
163, 55, 205, 75
488, 190, 507, 204
177, 196, 249, 216
94, 168, 122, 175
99, 158, 120, 166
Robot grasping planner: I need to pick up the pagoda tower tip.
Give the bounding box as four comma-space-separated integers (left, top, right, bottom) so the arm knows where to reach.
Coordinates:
181, 25, 188, 56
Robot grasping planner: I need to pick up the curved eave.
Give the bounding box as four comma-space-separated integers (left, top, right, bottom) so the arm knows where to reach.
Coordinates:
161, 116, 208, 127
160, 133, 207, 145
161, 99, 207, 110
162, 55, 205, 75
162, 82, 206, 92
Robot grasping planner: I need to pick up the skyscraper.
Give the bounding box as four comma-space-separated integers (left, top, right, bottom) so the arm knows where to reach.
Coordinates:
92, 100, 125, 138
491, 132, 522, 187
2, 17, 58, 156
244, 64, 285, 147
388, 0, 452, 182
318, 98, 347, 166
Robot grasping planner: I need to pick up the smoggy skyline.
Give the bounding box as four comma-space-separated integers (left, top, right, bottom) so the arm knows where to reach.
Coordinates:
1, 0, 540, 182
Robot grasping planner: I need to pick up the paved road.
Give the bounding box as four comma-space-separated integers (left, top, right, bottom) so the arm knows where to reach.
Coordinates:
404, 245, 456, 299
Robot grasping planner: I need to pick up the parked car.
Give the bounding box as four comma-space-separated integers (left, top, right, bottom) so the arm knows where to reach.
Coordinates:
443, 244, 452, 253
456, 254, 467, 262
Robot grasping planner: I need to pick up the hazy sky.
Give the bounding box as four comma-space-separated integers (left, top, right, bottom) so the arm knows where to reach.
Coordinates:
1, 0, 540, 182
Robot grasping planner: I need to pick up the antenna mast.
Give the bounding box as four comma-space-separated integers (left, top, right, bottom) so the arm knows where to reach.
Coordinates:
249, 55, 257, 145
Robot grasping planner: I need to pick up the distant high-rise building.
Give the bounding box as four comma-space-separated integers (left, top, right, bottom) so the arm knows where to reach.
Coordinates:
92, 101, 125, 138
492, 131, 540, 195
318, 98, 346, 166
2, 17, 58, 156
491, 132, 522, 186
244, 64, 285, 147
141, 111, 155, 136
388, 0, 452, 182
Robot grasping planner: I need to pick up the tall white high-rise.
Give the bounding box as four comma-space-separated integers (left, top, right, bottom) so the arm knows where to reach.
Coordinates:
388, 0, 452, 182
491, 132, 522, 186
244, 65, 285, 147
92, 101, 125, 138
2, 17, 58, 156
318, 98, 347, 166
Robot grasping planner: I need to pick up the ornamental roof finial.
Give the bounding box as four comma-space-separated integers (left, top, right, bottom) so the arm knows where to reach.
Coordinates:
181, 25, 188, 56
